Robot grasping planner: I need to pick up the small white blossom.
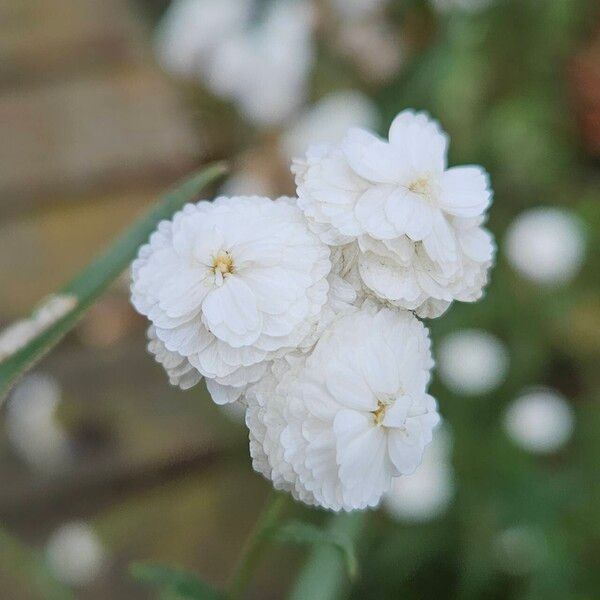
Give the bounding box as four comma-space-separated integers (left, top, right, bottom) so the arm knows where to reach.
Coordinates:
5, 373, 71, 472
383, 427, 454, 522
503, 388, 574, 454
293, 110, 494, 316
131, 196, 330, 404
437, 329, 509, 395
246, 304, 440, 511
154, 0, 252, 79
46, 522, 106, 587
504, 207, 585, 285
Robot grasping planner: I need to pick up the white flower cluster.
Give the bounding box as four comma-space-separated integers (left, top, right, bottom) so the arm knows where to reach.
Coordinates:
131, 109, 495, 511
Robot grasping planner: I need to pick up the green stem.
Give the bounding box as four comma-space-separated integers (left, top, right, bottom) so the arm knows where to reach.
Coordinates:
228, 491, 288, 600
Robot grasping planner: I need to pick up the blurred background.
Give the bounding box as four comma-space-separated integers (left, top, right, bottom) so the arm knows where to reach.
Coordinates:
0, 0, 598, 598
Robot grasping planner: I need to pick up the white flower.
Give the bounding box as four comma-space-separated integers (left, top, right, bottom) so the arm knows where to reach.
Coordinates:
246, 305, 440, 511
281, 91, 379, 161
383, 427, 454, 522
46, 522, 106, 587
154, 0, 251, 79
5, 373, 71, 472
293, 110, 494, 316
504, 207, 585, 285
206, 0, 314, 126
437, 329, 509, 395
131, 196, 330, 404
503, 388, 574, 454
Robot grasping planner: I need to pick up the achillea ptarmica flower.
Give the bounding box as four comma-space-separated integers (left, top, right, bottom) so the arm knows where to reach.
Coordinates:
246, 304, 440, 511
503, 388, 574, 454
437, 329, 508, 396
293, 110, 494, 317
131, 196, 330, 404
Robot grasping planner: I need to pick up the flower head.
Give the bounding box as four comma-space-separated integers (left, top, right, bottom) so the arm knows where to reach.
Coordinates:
246, 304, 439, 511
131, 196, 330, 403
293, 110, 494, 316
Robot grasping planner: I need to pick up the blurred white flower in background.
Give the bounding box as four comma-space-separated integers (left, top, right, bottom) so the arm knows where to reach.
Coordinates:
383, 427, 454, 522
5, 373, 71, 472
207, 0, 314, 126
503, 388, 574, 454
429, 0, 495, 13
154, 0, 252, 79
281, 91, 379, 161
46, 522, 106, 587
493, 525, 546, 575
504, 207, 585, 285
437, 329, 509, 395
156, 0, 315, 126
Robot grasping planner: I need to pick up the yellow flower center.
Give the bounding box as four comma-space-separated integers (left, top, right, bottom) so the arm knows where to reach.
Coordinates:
372, 396, 395, 426
408, 177, 432, 197
212, 251, 235, 276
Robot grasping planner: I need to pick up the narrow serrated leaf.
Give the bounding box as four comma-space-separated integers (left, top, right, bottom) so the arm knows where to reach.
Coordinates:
0, 163, 227, 403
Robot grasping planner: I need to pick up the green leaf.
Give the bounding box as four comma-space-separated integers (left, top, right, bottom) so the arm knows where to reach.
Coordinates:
287, 512, 367, 600
0, 163, 227, 403
130, 562, 223, 600
270, 519, 358, 581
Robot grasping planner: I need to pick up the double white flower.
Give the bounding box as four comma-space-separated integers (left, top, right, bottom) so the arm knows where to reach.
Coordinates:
132, 196, 330, 404
247, 306, 439, 511
131, 109, 495, 511
293, 110, 494, 317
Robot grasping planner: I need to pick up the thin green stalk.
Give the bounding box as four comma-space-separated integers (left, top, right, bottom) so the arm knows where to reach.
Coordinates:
288, 512, 368, 600
228, 491, 289, 600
